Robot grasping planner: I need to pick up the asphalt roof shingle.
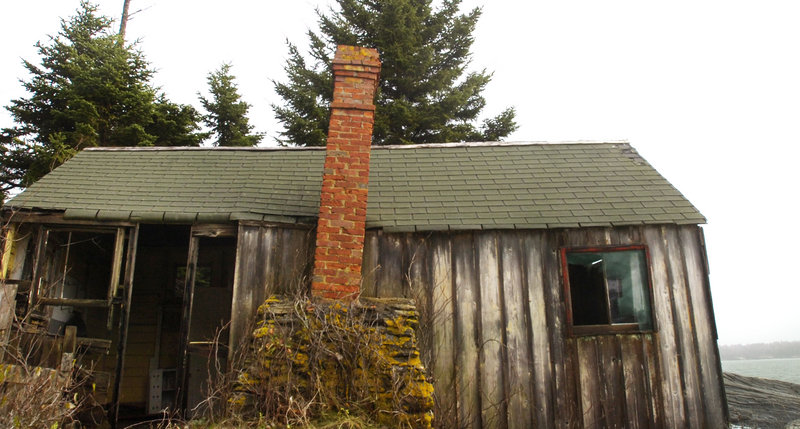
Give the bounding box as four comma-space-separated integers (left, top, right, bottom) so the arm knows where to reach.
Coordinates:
6, 142, 706, 230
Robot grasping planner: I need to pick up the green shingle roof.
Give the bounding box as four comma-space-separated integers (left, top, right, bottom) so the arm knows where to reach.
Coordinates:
6, 142, 705, 231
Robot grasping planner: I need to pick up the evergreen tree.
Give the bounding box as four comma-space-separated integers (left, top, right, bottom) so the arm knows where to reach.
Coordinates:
273, 0, 517, 146
148, 95, 208, 147
0, 1, 203, 196
199, 64, 262, 147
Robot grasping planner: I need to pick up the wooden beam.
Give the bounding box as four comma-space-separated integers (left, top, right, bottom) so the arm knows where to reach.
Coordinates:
176, 233, 199, 414
36, 298, 110, 308
27, 226, 47, 310
0, 224, 16, 279
107, 228, 126, 305
63, 325, 77, 354
5, 211, 135, 227
111, 225, 139, 427
191, 224, 236, 238
0, 282, 18, 362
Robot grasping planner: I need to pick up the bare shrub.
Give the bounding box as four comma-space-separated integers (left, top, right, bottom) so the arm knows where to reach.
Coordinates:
0, 303, 96, 428
0, 220, 103, 428
180, 290, 432, 428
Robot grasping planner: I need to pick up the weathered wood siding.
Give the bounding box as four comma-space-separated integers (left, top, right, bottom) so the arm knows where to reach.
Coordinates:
359, 225, 726, 429
229, 223, 314, 351
225, 223, 725, 428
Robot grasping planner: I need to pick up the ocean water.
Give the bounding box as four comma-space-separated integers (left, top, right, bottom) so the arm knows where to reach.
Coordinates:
721, 357, 800, 384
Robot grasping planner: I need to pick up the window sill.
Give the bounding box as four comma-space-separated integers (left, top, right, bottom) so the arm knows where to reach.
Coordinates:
570, 323, 652, 337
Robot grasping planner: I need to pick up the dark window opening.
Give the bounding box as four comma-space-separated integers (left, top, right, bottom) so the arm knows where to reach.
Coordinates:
37, 230, 121, 337
563, 246, 653, 335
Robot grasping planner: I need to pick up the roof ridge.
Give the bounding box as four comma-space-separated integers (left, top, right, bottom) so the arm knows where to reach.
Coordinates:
85, 140, 630, 152
85, 145, 324, 152
372, 140, 630, 150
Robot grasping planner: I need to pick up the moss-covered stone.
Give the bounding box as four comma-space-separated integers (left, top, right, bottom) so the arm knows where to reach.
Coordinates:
233, 296, 434, 428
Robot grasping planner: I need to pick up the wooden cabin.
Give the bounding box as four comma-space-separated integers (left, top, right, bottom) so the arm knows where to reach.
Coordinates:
0, 46, 727, 428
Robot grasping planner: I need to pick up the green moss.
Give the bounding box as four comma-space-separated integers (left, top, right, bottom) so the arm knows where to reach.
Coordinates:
236, 297, 434, 428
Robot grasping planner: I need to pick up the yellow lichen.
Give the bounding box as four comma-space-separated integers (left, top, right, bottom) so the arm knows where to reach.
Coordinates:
236, 296, 434, 428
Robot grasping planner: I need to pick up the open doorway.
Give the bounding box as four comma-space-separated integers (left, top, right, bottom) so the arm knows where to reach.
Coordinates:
118, 224, 189, 419
121, 225, 236, 419
181, 235, 236, 414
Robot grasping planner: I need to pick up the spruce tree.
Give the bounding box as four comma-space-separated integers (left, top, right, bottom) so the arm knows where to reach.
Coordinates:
199, 64, 262, 147
0, 1, 203, 196
273, 0, 517, 146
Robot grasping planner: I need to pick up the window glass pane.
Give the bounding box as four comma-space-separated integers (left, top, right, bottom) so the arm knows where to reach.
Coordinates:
567, 252, 609, 326
604, 250, 652, 330
566, 248, 652, 332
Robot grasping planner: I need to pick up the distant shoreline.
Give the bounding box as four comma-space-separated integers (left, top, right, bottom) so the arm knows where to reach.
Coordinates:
719, 341, 800, 361
723, 357, 800, 360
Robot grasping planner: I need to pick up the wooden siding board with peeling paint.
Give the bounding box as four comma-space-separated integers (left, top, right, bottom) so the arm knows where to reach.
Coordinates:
499, 233, 533, 429
427, 234, 457, 424
477, 232, 507, 429
452, 233, 482, 429
523, 232, 555, 428
644, 227, 687, 428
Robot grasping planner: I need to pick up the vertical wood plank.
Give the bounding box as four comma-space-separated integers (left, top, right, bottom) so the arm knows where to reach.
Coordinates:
664, 226, 703, 428
499, 233, 533, 428
276, 228, 312, 295
28, 226, 48, 309
0, 224, 16, 279
598, 335, 625, 428
643, 226, 686, 428
642, 333, 664, 428
230, 225, 271, 350
620, 335, 652, 429
7, 226, 32, 281
404, 234, 427, 300
175, 232, 199, 413
0, 283, 18, 362
260, 227, 279, 298
544, 230, 581, 428
302, 228, 317, 292
360, 230, 380, 297
275, 229, 291, 294
405, 234, 431, 365
428, 234, 457, 426
377, 233, 404, 298
577, 338, 603, 428
679, 226, 727, 427
522, 231, 554, 428
476, 232, 507, 429
452, 233, 482, 429
0, 282, 16, 330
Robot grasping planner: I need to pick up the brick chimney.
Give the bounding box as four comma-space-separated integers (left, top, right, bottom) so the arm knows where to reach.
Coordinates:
311, 45, 381, 300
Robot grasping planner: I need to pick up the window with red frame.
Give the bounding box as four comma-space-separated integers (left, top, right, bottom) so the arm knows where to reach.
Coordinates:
562, 246, 654, 335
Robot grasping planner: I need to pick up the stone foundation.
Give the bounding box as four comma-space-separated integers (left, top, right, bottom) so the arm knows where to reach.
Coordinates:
234, 296, 434, 428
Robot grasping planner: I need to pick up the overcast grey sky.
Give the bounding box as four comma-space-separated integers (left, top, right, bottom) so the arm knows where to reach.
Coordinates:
2, 1, 798, 345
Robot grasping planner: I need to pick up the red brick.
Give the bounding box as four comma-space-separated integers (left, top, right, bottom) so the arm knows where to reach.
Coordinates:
312, 45, 380, 301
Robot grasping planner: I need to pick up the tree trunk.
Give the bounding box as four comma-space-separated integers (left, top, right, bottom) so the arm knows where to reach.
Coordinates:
119, 0, 131, 40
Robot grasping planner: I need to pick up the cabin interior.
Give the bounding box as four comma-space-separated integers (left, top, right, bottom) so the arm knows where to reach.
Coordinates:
1, 221, 241, 421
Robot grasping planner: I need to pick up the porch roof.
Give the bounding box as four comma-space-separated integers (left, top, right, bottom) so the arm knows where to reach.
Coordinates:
5, 141, 705, 231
